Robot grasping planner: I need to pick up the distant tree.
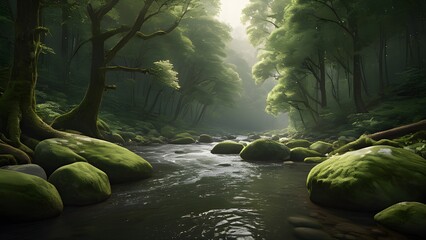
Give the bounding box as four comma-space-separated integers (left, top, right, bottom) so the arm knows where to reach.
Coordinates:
52, 0, 195, 138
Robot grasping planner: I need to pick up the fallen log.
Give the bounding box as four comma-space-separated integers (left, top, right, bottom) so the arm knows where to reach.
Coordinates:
367, 119, 426, 140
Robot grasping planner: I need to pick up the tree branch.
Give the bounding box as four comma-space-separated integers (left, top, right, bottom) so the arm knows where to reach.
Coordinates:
97, 0, 120, 19
102, 65, 151, 74
99, 25, 131, 40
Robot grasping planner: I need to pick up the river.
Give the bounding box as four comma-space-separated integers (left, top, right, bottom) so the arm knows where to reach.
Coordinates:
1, 142, 414, 240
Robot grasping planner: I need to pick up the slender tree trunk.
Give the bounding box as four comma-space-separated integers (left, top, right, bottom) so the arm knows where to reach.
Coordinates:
148, 89, 163, 113
318, 50, 327, 108
350, 18, 367, 113
378, 25, 385, 96
52, 17, 106, 137
61, 0, 70, 87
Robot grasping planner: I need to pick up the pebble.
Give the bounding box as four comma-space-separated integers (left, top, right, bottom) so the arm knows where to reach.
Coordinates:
217, 163, 232, 167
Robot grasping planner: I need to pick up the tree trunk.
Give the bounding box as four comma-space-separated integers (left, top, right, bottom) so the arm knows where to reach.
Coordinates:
350, 18, 367, 113
61, 0, 70, 87
367, 119, 426, 141
318, 50, 327, 108
0, 0, 62, 154
52, 17, 106, 138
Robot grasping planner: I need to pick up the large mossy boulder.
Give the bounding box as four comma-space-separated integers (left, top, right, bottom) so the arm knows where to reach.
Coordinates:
285, 139, 311, 149
309, 141, 333, 155
240, 139, 290, 162
34, 135, 153, 184
49, 162, 111, 206
374, 202, 426, 238
0, 169, 63, 222
307, 146, 426, 211
290, 147, 323, 162
211, 141, 244, 154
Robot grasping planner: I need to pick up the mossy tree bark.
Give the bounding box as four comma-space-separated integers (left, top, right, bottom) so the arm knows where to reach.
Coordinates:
51, 0, 189, 138
0, 0, 63, 156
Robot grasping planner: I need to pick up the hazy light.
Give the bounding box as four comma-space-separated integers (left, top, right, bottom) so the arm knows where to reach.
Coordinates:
218, 0, 249, 28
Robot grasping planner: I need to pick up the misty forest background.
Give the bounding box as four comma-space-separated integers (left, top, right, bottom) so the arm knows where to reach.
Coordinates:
0, 0, 425, 143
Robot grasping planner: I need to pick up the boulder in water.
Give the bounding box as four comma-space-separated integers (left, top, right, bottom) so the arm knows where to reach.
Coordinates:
240, 139, 290, 162
211, 141, 244, 154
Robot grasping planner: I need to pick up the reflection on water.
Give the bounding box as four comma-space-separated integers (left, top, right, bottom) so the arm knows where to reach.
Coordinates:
0, 143, 412, 240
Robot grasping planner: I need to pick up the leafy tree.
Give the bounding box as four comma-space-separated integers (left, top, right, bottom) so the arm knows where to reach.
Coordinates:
52, 0, 196, 137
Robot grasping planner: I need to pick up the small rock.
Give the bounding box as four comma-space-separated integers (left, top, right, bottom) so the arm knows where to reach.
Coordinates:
1, 164, 47, 180
217, 163, 232, 167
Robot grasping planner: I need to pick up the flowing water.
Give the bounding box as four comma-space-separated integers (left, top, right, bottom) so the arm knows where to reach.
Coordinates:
0, 142, 415, 240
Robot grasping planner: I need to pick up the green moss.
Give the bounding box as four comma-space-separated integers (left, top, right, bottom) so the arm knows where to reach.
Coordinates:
48, 162, 111, 206
198, 134, 213, 143
240, 139, 290, 162
174, 132, 193, 139
307, 146, 426, 211
330, 136, 376, 155
34, 135, 153, 184
160, 125, 177, 139
373, 139, 402, 148
304, 156, 328, 164
170, 137, 196, 144
285, 139, 311, 149
211, 141, 244, 154
0, 154, 17, 167
0, 169, 63, 222
309, 141, 333, 155
374, 202, 426, 237
290, 147, 323, 162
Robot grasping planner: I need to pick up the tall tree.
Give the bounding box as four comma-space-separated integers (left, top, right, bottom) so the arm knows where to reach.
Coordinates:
52, 0, 194, 138
0, 0, 63, 156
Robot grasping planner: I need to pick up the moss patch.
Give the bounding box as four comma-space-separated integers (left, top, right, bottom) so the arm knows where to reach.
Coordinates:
330, 136, 376, 155
307, 146, 426, 211
211, 141, 244, 154
199, 134, 213, 143
290, 147, 323, 162
240, 139, 290, 162
170, 137, 196, 144
0, 169, 63, 222
285, 139, 311, 149
49, 162, 111, 206
374, 202, 426, 237
304, 156, 328, 164
309, 141, 333, 155
34, 135, 153, 184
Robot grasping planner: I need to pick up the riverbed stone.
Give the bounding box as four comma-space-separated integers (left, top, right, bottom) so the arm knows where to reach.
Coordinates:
48, 162, 111, 206
374, 202, 426, 237
34, 135, 153, 184
211, 141, 244, 154
1, 164, 47, 180
309, 141, 333, 155
288, 216, 322, 229
0, 169, 63, 222
198, 134, 213, 143
240, 139, 290, 162
304, 157, 328, 164
290, 147, 323, 162
170, 137, 196, 144
285, 139, 311, 149
307, 146, 426, 211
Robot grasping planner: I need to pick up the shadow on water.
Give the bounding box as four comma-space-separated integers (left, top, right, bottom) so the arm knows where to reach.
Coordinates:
0, 143, 417, 240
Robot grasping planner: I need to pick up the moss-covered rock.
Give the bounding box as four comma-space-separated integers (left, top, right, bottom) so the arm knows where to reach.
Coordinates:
160, 125, 177, 139
170, 137, 196, 144
34, 141, 87, 175
174, 132, 193, 139
304, 156, 328, 164
48, 162, 111, 206
104, 132, 125, 144
134, 135, 151, 145
0, 169, 63, 222
290, 147, 323, 162
330, 136, 376, 155
405, 143, 426, 158
309, 141, 333, 155
1, 164, 47, 180
307, 146, 426, 211
240, 139, 290, 162
118, 131, 137, 142
285, 139, 311, 149
211, 141, 244, 154
198, 134, 213, 143
374, 202, 426, 237
34, 135, 153, 184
